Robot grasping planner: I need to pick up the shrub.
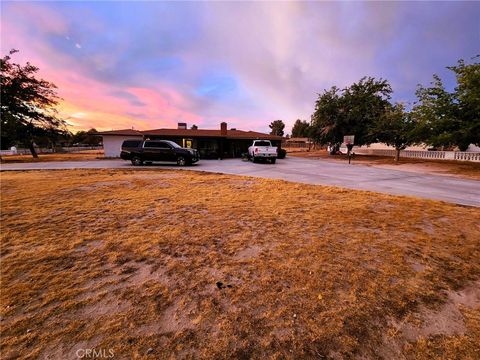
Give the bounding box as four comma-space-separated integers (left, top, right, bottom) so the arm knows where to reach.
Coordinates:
277, 148, 287, 159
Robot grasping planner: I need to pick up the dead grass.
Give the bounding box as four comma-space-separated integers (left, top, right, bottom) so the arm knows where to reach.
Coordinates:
289, 150, 480, 180
1, 169, 479, 359
0, 150, 104, 163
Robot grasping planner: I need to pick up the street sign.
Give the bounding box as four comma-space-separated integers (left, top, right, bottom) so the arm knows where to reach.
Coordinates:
343, 135, 355, 145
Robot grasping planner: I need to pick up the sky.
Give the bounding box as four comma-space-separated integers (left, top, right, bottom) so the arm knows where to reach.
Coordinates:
1, 1, 479, 134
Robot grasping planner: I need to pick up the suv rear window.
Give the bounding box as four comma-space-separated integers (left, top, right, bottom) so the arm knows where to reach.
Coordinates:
122, 140, 142, 148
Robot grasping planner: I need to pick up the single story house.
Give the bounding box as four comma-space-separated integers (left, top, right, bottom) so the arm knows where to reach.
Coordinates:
97, 122, 283, 158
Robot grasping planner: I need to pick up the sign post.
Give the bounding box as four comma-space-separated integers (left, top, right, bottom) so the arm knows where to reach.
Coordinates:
343, 135, 355, 164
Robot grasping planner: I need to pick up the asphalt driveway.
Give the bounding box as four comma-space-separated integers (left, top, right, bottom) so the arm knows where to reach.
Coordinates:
2, 157, 479, 207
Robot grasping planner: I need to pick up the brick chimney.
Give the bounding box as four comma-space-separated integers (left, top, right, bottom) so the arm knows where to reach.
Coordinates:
178, 122, 187, 129
220, 122, 227, 136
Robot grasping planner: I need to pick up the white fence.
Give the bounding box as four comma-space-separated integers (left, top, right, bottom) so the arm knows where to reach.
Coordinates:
0, 146, 102, 156
453, 152, 480, 162
353, 148, 480, 162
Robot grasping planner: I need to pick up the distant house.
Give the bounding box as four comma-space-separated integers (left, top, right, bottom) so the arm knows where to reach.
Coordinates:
284, 137, 312, 148
97, 122, 283, 158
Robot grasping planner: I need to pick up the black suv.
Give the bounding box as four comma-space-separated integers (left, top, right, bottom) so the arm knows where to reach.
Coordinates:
120, 140, 199, 166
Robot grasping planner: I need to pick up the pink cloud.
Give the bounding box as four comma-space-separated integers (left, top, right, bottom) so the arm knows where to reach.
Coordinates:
53, 72, 205, 131
1, 7, 203, 132
4, 2, 68, 35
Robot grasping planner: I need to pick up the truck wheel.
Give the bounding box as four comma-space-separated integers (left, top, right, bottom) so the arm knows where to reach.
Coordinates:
271, 158, 276, 164
131, 157, 143, 166
252, 156, 257, 163
177, 156, 186, 166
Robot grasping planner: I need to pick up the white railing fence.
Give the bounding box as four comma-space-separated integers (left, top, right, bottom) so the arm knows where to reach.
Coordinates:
453, 152, 480, 162
352, 148, 480, 162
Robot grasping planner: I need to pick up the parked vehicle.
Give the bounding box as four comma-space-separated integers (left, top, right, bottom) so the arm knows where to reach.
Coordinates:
120, 140, 199, 166
248, 140, 278, 164
277, 148, 287, 159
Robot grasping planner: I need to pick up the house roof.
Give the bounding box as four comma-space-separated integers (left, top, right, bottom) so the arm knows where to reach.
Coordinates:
143, 129, 223, 137
98, 128, 282, 140
286, 137, 311, 142
143, 128, 282, 140
96, 129, 143, 136
229, 130, 283, 140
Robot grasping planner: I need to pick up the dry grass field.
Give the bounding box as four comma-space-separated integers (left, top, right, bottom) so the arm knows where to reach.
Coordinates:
1, 169, 479, 359
288, 150, 480, 180
0, 150, 104, 163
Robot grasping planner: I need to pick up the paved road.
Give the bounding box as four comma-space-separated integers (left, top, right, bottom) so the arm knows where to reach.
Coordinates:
2, 157, 479, 207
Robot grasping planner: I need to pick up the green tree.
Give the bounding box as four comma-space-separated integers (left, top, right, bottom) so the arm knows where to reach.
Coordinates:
269, 120, 285, 136
70, 130, 87, 145
70, 128, 101, 146
374, 103, 416, 161
1, 112, 19, 149
452, 59, 480, 150
85, 128, 101, 146
311, 77, 393, 148
32, 126, 70, 149
291, 119, 310, 137
412, 58, 479, 151
1, 49, 66, 157
309, 86, 344, 147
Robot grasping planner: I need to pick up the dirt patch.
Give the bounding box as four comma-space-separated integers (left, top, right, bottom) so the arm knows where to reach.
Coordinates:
234, 245, 264, 260
135, 300, 196, 336
410, 261, 427, 273
73, 240, 104, 254
378, 280, 480, 357
123, 262, 171, 286
38, 335, 106, 360
227, 178, 258, 188
402, 302, 467, 340
77, 180, 133, 191
75, 294, 131, 319
448, 280, 480, 308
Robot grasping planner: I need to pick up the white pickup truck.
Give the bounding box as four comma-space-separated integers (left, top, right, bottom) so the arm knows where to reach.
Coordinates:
248, 140, 278, 164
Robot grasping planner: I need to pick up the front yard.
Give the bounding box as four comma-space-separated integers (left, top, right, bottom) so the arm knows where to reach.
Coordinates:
0, 150, 104, 164
1, 169, 479, 359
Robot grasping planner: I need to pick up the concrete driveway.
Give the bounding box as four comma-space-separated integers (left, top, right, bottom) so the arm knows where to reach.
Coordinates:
2, 157, 479, 207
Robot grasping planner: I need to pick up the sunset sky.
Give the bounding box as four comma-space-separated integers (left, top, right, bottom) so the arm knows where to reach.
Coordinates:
1, 1, 479, 133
